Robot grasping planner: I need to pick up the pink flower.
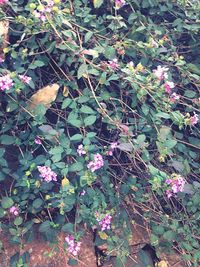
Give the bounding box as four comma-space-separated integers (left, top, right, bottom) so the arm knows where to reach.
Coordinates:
0, 74, 13, 91
107, 59, 119, 71
189, 112, 198, 126
65, 235, 81, 256
153, 65, 169, 80
110, 142, 118, 149
80, 190, 86, 196
164, 81, 175, 94
115, 0, 126, 9
77, 144, 86, 156
34, 136, 42, 145
87, 153, 104, 172
9, 206, 19, 216
0, 0, 8, 5
165, 175, 186, 198
96, 213, 112, 231
37, 166, 57, 182
0, 56, 4, 63
19, 75, 31, 84
170, 93, 180, 103
106, 142, 118, 156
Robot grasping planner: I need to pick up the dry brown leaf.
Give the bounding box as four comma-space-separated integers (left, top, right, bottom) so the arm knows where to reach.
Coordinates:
28, 83, 59, 110
0, 20, 9, 59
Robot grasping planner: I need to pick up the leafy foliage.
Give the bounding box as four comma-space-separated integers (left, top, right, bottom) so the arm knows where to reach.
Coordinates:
0, 0, 200, 266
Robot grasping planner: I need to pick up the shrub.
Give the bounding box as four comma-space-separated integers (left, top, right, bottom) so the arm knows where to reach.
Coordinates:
0, 0, 200, 266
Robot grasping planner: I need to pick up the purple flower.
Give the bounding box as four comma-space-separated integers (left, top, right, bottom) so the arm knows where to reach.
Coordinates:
37, 166, 57, 182
87, 153, 104, 172
34, 136, 42, 145
80, 190, 86, 196
153, 65, 169, 80
9, 206, 19, 216
0, 74, 13, 91
170, 93, 180, 103
0, 0, 8, 5
65, 235, 81, 256
110, 142, 118, 149
19, 75, 32, 85
96, 213, 112, 231
0, 56, 4, 63
107, 59, 119, 71
189, 112, 198, 126
115, 0, 126, 9
164, 81, 175, 94
165, 174, 186, 198
77, 144, 86, 156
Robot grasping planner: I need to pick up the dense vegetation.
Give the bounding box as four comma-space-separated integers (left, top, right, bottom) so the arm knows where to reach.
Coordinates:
0, 0, 200, 266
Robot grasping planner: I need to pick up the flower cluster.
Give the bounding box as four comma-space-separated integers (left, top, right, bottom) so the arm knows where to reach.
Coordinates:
170, 92, 180, 103
33, 1, 56, 22
153, 65, 178, 96
115, 0, 126, 9
19, 75, 31, 84
189, 112, 198, 126
65, 235, 81, 256
77, 144, 86, 156
37, 166, 57, 182
153, 65, 169, 80
95, 212, 112, 231
0, 74, 13, 91
9, 206, 19, 216
87, 153, 104, 172
165, 174, 186, 198
106, 142, 118, 156
0, 0, 7, 5
107, 59, 119, 71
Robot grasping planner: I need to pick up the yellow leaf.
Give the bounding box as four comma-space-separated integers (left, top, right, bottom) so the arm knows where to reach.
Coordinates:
28, 83, 59, 110
156, 260, 168, 267
93, 0, 103, 8
61, 176, 70, 188
99, 231, 108, 240
63, 86, 69, 97
0, 20, 9, 59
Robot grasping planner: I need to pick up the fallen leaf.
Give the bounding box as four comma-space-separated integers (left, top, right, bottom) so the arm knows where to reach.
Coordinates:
156, 260, 168, 267
63, 86, 69, 97
99, 231, 108, 240
28, 83, 59, 110
61, 176, 70, 188
0, 20, 9, 59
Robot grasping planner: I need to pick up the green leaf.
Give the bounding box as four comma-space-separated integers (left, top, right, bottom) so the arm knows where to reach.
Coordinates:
80, 105, 95, 114
84, 115, 97, 126
70, 134, 83, 141
93, 0, 103, 8
156, 112, 170, 119
62, 98, 72, 109
14, 216, 23, 226
69, 162, 84, 172
163, 230, 176, 241
77, 63, 88, 79
62, 223, 74, 233
1, 197, 14, 209
166, 139, 177, 149
68, 258, 78, 266
0, 135, 15, 145
32, 198, 43, 209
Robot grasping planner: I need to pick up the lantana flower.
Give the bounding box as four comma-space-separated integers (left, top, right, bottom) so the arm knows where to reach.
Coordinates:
65, 235, 81, 256
37, 166, 57, 182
